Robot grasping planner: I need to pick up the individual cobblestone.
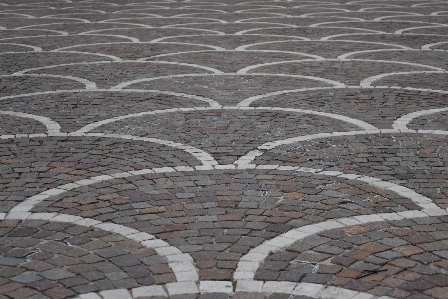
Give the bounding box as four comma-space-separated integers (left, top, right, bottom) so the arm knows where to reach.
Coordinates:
256, 217, 448, 299
0, 220, 173, 296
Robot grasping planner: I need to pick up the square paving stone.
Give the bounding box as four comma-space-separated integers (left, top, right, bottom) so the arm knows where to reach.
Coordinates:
39, 268, 75, 280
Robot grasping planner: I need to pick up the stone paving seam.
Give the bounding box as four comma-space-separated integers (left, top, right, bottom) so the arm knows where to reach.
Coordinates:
14, 73, 98, 90
337, 48, 431, 60
2, 212, 199, 284
79, 33, 141, 43
73, 281, 393, 299
0, 110, 61, 134
1, 1, 447, 298
422, 41, 448, 49
51, 50, 124, 62
360, 70, 448, 88
234, 211, 447, 282
392, 107, 448, 130
11, 60, 220, 76
396, 24, 448, 34
320, 32, 448, 41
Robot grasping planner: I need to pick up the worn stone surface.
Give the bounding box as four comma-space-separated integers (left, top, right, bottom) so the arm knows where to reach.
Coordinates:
0, 0, 447, 298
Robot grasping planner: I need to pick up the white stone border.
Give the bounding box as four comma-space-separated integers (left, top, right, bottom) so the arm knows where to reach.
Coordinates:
321, 32, 448, 42
15, 73, 98, 90
237, 85, 448, 108
4, 163, 432, 298
8, 164, 442, 247
396, 25, 448, 34
73, 105, 377, 134
238, 58, 446, 75
393, 107, 448, 130
53, 41, 223, 52
0, 42, 42, 52
1, 212, 198, 283
360, 70, 447, 88
0, 110, 61, 134
234, 208, 447, 281
111, 72, 345, 90
12, 60, 223, 76
74, 281, 394, 298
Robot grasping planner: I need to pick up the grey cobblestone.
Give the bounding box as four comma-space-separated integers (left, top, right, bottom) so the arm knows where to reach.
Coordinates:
0, 0, 447, 298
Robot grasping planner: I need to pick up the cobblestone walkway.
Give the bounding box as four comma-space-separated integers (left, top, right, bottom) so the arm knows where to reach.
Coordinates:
1, 0, 448, 298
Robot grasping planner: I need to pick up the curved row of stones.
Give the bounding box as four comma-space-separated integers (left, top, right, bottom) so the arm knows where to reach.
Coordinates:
0, 0, 447, 298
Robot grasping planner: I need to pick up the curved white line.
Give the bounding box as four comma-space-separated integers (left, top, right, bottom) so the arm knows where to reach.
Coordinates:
138, 48, 329, 61
8, 167, 214, 217
73, 105, 377, 140
374, 13, 426, 21
162, 21, 226, 28
0, 42, 42, 52
5, 212, 198, 283
421, 41, 448, 50
102, 16, 227, 24
322, 32, 448, 42
117, 89, 222, 108
235, 182, 444, 281
238, 86, 343, 107
12, 60, 220, 76
41, 15, 91, 22
431, 11, 448, 16
319, 26, 387, 35
0, 35, 62, 42
9, 28, 69, 36
235, 38, 312, 50
40, 12, 95, 22
413, 1, 448, 8
0, 88, 222, 103
234, 130, 411, 167
252, 72, 347, 87
51, 50, 123, 61
238, 58, 444, 82
418, 129, 448, 135
337, 48, 415, 59
152, 41, 226, 51
347, 57, 446, 70
151, 25, 226, 35
360, 70, 447, 88
149, 34, 224, 43
111, 73, 345, 90
358, 6, 409, 11
258, 106, 378, 130
13, 21, 87, 30
393, 107, 448, 130
95, 133, 218, 167
236, 59, 323, 74
75, 282, 394, 299
240, 38, 413, 53
0, 12, 35, 18
72, 107, 218, 134
396, 25, 448, 34
6, 165, 443, 292
80, 33, 140, 42
154, 60, 224, 73
53, 41, 222, 52
6, 74, 98, 90
136, 49, 225, 60
95, 21, 154, 28
0, 110, 61, 134
234, 26, 296, 35
309, 20, 375, 28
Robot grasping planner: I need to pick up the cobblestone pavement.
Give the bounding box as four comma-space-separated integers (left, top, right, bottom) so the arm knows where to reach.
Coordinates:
0, 0, 447, 298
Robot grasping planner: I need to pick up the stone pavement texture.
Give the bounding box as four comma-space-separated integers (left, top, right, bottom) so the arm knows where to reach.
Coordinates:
0, 0, 447, 298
